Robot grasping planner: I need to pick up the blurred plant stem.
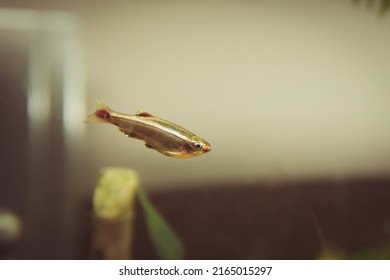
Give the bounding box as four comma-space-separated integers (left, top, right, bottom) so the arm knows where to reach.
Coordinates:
91, 167, 183, 260
91, 168, 139, 259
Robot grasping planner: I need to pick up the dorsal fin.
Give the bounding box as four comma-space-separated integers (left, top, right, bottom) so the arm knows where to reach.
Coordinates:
135, 110, 154, 117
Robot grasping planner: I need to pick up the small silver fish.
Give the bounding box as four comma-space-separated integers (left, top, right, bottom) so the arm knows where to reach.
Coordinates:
85, 99, 212, 158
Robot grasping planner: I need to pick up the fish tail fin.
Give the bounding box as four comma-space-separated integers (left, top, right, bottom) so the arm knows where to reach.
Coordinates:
85, 97, 112, 123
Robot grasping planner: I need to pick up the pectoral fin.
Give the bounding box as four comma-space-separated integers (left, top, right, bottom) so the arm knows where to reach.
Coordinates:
159, 150, 192, 158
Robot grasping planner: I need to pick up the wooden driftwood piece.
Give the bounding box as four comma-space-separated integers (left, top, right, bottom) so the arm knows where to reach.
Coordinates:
90, 168, 139, 260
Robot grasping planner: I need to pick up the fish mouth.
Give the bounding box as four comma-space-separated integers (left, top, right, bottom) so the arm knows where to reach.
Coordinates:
203, 145, 212, 153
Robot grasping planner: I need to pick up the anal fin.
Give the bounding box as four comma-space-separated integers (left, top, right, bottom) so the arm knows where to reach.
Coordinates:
118, 127, 135, 138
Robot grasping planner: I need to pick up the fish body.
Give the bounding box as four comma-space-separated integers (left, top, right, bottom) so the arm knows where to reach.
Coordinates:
86, 100, 212, 158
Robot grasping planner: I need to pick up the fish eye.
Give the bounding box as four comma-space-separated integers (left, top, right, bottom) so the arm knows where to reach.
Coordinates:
194, 141, 203, 150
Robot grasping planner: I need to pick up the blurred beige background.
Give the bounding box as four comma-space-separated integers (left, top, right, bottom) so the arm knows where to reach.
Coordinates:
2, 0, 390, 189
87, 0, 390, 188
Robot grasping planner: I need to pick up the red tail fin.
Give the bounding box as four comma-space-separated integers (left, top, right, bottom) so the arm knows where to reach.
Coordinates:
85, 98, 112, 123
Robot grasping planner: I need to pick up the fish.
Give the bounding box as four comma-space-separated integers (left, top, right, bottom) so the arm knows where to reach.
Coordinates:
85, 99, 212, 158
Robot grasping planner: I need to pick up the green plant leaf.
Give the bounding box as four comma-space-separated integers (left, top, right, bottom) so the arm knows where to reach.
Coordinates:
137, 187, 184, 260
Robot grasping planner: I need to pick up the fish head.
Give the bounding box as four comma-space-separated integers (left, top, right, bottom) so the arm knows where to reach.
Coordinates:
187, 137, 212, 157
